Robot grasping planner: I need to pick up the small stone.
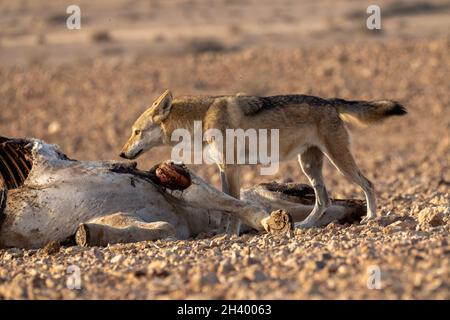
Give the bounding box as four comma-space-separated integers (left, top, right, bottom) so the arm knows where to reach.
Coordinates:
93, 248, 104, 261
244, 267, 267, 282
41, 241, 61, 255
133, 269, 147, 278
218, 261, 235, 275
3, 253, 14, 261
319, 252, 332, 261
191, 272, 218, 290
243, 256, 259, 266
110, 254, 124, 264
337, 265, 349, 275
418, 208, 446, 228
147, 261, 169, 277
388, 219, 417, 230
47, 121, 61, 134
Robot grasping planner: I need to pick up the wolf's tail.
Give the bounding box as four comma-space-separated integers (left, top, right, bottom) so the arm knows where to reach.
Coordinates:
331, 98, 407, 126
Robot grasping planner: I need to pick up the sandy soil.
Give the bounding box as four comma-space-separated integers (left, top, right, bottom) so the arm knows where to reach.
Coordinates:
0, 0, 449, 299
1, 0, 450, 65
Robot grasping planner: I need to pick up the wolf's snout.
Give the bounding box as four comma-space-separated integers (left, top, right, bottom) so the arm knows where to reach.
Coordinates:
119, 149, 143, 160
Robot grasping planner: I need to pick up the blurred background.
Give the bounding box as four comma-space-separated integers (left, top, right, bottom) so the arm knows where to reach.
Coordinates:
0, 0, 449, 201
1, 0, 450, 64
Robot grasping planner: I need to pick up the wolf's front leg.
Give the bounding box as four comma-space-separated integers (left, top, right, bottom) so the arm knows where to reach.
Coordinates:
218, 170, 232, 233
220, 165, 241, 235
220, 170, 230, 194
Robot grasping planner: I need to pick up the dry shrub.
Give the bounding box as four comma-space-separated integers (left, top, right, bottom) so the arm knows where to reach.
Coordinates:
91, 30, 112, 43
185, 38, 227, 54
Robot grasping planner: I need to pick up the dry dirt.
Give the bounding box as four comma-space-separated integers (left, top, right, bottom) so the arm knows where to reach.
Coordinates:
0, 0, 449, 299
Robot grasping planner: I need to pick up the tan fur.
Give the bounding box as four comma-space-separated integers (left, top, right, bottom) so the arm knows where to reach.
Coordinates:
120, 91, 406, 230
335, 99, 406, 126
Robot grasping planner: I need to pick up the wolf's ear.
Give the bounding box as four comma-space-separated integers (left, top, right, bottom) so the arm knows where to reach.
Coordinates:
150, 90, 173, 122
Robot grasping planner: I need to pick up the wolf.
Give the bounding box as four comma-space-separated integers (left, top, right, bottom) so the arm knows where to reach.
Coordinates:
120, 90, 406, 231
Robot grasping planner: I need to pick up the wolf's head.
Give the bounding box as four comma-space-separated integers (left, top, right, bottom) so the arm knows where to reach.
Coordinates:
120, 90, 173, 159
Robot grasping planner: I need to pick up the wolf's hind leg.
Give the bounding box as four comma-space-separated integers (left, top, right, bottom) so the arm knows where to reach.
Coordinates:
75, 212, 176, 247
323, 128, 377, 223
224, 165, 241, 235
295, 146, 331, 229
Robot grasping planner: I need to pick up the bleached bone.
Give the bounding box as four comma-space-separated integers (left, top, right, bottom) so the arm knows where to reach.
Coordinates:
0, 137, 364, 248
75, 213, 177, 247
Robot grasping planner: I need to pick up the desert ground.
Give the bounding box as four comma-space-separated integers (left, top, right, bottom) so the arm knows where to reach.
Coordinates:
0, 0, 449, 299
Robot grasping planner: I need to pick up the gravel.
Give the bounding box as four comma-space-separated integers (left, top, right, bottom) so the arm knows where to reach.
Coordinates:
0, 217, 448, 299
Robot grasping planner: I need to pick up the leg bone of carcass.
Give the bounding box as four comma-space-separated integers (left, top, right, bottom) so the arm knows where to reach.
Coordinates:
166, 171, 293, 234
76, 212, 176, 247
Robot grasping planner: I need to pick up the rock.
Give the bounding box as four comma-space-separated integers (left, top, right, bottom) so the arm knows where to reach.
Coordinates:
47, 121, 61, 134
147, 261, 169, 277
337, 265, 349, 275
3, 254, 12, 261
133, 269, 147, 278
388, 218, 417, 230
217, 261, 235, 275
242, 256, 259, 266
319, 252, 332, 261
244, 266, 267, 282
110, 254, 124, 264
92, 248, 105, 261
41, 241, 61, 255
418, 207, 447, 229
191, 272, 218, 290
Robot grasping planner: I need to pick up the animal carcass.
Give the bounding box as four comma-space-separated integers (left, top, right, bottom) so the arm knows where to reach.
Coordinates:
0, 137, 364, 248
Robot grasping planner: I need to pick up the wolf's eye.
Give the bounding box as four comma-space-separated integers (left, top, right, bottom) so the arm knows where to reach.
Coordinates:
134, 130, 141, 135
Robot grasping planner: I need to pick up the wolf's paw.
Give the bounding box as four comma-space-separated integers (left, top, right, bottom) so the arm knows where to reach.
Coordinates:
360, 215, 376, 225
